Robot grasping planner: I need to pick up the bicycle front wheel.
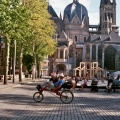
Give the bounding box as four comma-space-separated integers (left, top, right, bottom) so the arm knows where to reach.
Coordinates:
60, 90, 74, 104
33, 92, 44, 102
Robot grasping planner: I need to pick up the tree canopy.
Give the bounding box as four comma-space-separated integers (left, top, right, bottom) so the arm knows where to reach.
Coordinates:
27, 0, 57, 60
0, 0, 57, 83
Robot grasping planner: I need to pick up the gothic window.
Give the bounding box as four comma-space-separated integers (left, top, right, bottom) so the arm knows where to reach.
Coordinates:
84, 37, 86, 42
65, 50, 67, 59
98, 45, 102, 67
86, 44, 90, 60
69, 45, 73, 57
92, 45, 96, 61
60, 50, 63, 59
75, 36, 77, 42
105, 45, 116, 70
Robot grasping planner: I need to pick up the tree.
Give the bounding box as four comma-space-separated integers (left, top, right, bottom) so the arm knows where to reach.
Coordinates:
10, 4, 32, 82
0, 0, 22, 84
0, 0, 57, 84
26, 0, 57, 78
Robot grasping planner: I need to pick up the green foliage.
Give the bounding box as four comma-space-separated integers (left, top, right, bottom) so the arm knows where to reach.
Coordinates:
0, 0, 56, 58
27, 0, 57, 62
0, 0, 57, 77
0, 0, 20, 39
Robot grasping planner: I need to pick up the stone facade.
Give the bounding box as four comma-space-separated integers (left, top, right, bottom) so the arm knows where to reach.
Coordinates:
48, 0, 120, 76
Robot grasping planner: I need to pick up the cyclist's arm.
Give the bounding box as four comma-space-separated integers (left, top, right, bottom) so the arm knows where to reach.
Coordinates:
52, 80, 65, 92
52, 85, 61, 92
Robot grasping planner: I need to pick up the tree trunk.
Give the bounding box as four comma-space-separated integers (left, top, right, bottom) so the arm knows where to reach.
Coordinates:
32, 57, 37, 79
38, 61, 41, 78
19, 46, 23, 82
4, 36, 10, 85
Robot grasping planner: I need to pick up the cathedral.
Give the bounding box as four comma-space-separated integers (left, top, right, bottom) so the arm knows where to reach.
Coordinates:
48, 0, 120, 77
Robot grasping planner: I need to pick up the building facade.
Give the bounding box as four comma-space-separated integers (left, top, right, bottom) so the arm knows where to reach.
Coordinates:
48, 0, 120, 76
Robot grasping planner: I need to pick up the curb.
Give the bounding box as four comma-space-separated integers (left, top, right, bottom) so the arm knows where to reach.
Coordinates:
0, 78, 49, 90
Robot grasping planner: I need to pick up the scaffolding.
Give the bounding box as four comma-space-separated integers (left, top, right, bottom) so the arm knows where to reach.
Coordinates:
73, 62, 104, 79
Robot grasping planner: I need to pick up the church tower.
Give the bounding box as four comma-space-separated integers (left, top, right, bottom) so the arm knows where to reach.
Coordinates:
63, 0, 89, 42
100, 0, 117, 34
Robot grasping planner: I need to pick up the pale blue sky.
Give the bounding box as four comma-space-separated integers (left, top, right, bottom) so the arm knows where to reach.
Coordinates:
50, 0, 120, 32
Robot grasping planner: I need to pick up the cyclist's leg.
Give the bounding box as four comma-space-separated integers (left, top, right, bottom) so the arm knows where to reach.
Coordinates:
39, 80, 54, 90
46, 81, 55, 90
52, 87, 61, 96
37, 82, 48, 92
41, 80, 49, 87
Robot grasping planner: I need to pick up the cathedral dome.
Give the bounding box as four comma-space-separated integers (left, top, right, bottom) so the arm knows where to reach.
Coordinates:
63, 0, 89, 23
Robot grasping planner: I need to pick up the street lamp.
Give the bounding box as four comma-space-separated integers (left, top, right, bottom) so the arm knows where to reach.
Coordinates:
13, 40, 16, 83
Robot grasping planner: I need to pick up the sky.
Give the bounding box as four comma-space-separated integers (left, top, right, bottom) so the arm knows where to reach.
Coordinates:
49, 0, 120, 32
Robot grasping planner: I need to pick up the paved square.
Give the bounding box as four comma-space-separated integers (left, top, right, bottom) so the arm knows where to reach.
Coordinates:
0, 83, 120, 120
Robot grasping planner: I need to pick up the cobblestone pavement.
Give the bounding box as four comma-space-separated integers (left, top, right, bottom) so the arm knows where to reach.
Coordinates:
0, 83, 120, 120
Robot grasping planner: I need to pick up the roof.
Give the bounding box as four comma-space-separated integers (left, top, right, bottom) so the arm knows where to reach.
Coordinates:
48, 5, 58, 17
90, 31, 120, 43
59, 31, 68, 39
63, 1, 89, 23
57, 31, 68, 42
100, 0, 116, 6
57, 41, 68, 47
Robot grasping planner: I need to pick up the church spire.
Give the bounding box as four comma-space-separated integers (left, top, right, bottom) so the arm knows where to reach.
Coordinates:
60, 12, 62, 20
73, 0, 79, 3
100, 0, 112, 5
100, 0, 105, 5
113, 0, 116, 5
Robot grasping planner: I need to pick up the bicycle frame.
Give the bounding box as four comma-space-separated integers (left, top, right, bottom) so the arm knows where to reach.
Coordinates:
33, 85, 74, 104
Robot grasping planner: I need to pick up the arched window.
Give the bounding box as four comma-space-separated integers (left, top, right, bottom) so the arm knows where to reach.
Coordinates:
98, 45, 102, 67
105, 45, 116, 70
60, 50, 63, 58
75, 36, 77, 42
84, 37, 86, 42
92, 45, 96, 61
69, 45, 73, 57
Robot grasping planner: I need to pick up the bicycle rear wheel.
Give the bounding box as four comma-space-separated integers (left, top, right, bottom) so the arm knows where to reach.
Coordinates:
60, 90, 74, 104
33, 92, 44, 102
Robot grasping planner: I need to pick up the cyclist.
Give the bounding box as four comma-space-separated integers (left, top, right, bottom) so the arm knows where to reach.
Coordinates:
51, 74, 65, 95
37, 73, 65, 95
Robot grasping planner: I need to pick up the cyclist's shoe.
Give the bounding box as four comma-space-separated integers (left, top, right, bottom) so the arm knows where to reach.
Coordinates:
36, 84, 42, 92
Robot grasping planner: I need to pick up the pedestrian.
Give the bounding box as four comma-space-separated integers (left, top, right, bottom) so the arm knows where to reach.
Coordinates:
91, 74, 98, 92
80, 77, 87, 91
106, 73, 114, 92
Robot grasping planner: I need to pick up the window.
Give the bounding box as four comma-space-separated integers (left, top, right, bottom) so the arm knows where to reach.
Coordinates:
84, 37, 86, 42
105, 45, 116, 70
65, 50, 67, 59
75, 36, 77, 42
60, 50, 63, 58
